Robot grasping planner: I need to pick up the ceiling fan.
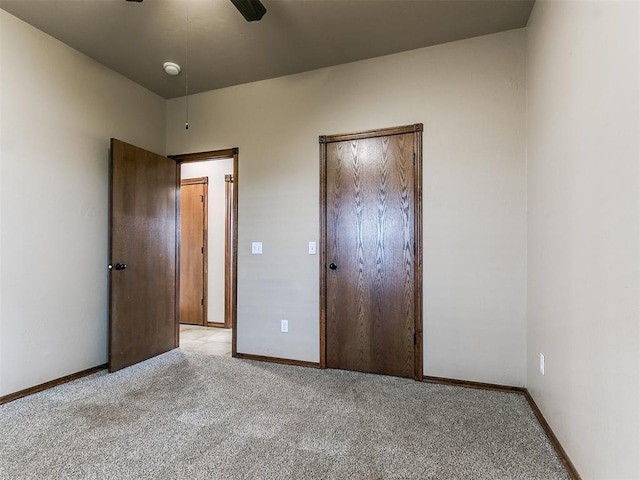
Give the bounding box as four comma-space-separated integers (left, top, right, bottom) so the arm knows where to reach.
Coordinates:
125, 0, 266, 22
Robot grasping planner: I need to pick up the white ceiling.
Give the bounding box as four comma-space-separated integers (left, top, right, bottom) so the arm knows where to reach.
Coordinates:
0, 0, 535, 99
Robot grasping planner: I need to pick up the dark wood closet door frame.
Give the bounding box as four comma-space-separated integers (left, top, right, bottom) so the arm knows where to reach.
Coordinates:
169, 148, 239, 357
319, 124, 423, 380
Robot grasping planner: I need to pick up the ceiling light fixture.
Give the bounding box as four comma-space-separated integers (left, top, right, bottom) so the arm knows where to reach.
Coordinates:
163, 62, 181, 76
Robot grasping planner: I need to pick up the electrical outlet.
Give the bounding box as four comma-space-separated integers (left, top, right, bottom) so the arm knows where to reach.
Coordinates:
281, 320, 288, 333
251, 242, 262, 254
540, 353, 545, 375
308, 241, 317, 255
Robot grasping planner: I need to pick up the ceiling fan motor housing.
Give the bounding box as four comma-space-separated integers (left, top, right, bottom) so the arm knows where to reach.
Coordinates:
125, 0, 267, 24
230, 0, 267, 22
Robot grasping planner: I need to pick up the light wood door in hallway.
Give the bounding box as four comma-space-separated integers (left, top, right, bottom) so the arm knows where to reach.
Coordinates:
179, 178, 208, 325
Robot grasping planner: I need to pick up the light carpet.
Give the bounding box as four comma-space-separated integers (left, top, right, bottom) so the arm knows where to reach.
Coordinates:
0, 350, 568, 479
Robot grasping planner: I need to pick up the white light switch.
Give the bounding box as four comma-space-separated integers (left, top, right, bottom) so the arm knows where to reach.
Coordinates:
308, 241, 317, 255
251, 242, 263, 254
281, 320, 288, 333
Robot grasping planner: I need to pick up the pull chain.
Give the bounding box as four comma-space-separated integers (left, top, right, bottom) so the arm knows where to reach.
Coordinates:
185, 2, 190, 130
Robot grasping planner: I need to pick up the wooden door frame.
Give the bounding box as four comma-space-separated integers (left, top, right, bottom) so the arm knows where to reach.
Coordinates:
169, 148, 239, 357
180, 177, 209, 326
204, 174, 234, 329
223, 174, 234, 329
319, 124, 423, 380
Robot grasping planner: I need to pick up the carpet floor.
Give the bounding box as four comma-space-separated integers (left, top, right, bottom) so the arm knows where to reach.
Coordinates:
1, 350, 568, 479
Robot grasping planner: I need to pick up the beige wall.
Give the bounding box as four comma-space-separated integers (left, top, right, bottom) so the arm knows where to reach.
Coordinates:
181, 159, 234, 324
167, 29, 528, 385
526, 1, 640, 478
0, 11, 166, 396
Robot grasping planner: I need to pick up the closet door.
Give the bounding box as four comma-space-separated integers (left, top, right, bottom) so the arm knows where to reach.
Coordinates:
321, 124, 423, 379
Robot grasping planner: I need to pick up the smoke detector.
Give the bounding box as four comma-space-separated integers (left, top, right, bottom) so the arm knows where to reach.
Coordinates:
163, 62, 181, 76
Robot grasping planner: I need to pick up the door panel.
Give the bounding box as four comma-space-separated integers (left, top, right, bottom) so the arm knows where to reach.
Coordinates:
109, 139, 178, 372
325, 130, 417, 378
179, 179, 207, 325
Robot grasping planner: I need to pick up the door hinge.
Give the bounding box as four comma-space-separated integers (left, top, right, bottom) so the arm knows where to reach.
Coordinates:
200, 195, 204, 202
414, 333, 417, 345
201, 298, 204, 306
413, 152, 416, 165
201, 246, 204, 254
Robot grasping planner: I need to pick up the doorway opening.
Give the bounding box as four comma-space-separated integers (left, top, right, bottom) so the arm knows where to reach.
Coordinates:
171, 148, 238, 358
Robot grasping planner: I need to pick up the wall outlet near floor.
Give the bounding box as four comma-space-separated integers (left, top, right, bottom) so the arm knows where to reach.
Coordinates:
540, 353, 545, 375
251, 242, 263, 254
281, 319, 289, 333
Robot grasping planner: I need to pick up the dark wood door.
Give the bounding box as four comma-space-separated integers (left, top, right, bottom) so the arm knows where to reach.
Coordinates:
109, 139, 178, 372
322, 125, 423, 379
179, 178, 207, 325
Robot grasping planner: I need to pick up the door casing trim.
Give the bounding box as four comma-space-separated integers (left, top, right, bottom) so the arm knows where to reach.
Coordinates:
170, 148, 239, 357
319, 124, 423, 380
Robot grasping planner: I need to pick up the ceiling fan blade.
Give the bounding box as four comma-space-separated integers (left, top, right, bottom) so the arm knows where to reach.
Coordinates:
124, 0, 266, 23
230, 0, 266, 22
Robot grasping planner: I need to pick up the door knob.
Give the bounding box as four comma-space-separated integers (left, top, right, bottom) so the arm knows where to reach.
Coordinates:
329, 263, 337, 270
115, 263, 127, 270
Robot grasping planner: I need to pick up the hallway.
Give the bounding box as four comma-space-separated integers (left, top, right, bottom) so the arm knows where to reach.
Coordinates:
179, 325, 232, 357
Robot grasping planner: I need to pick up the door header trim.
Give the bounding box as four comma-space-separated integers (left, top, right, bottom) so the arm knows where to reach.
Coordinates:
319, 123, 423, 144
181, 177, 209, 186
169, 147, 238, 163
